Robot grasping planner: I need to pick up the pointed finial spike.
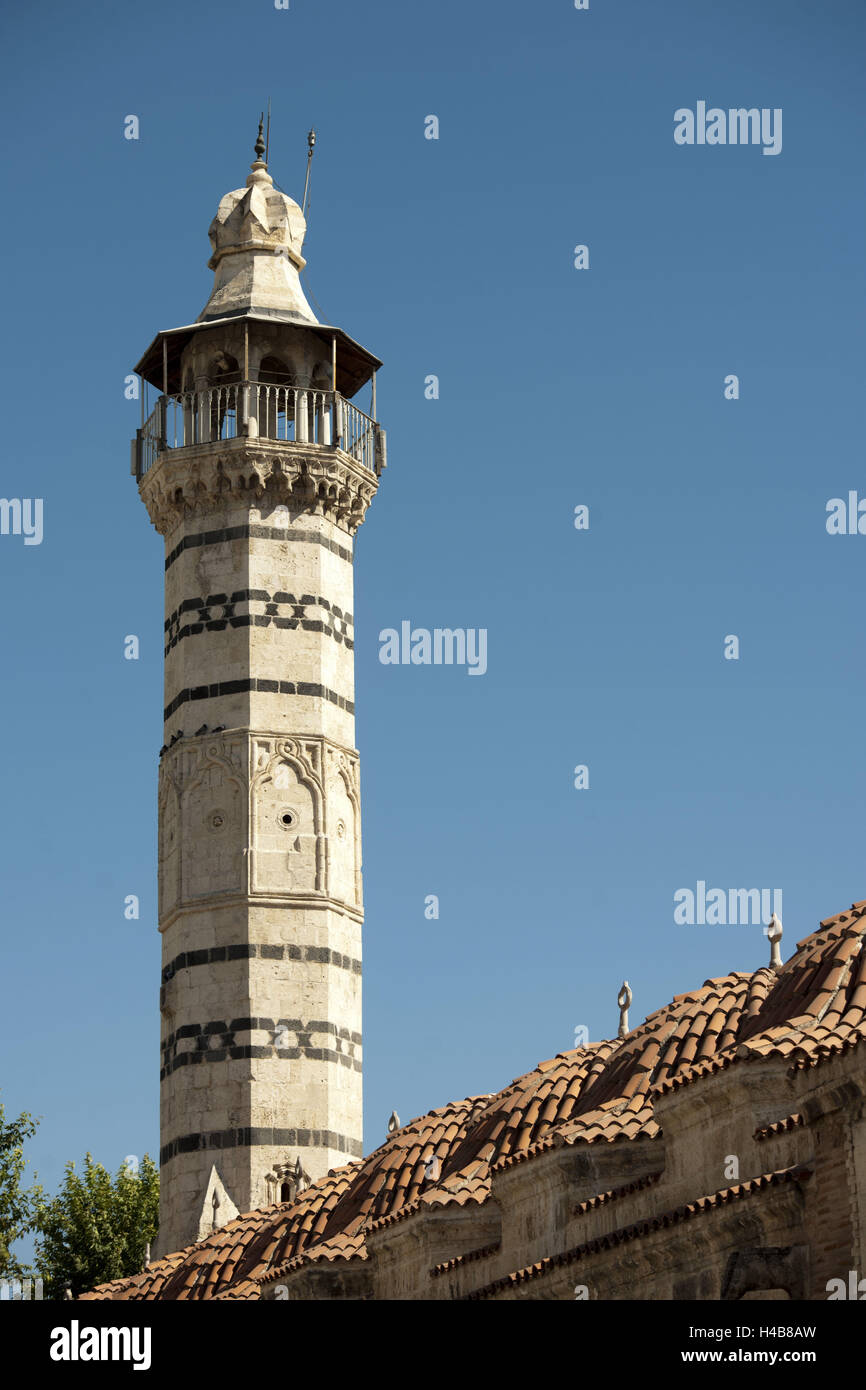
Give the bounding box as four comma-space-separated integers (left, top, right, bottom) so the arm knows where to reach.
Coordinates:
617, 981, 633, 1039
302, 128, 317, 217
254, 113, 266, 163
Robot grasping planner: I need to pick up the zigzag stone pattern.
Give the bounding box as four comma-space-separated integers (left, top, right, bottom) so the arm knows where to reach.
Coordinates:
164, 589, 353, 657
160, 1016, 363, 1080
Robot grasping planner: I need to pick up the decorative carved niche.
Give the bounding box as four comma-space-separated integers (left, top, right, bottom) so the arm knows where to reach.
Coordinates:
251, 742, 322, 896
158, 772, 181, 918
180, 753, 245, 901
326, 749, 361, 908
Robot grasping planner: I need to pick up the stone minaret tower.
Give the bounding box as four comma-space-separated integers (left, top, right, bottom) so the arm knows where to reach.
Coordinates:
131, 127, 385, 1257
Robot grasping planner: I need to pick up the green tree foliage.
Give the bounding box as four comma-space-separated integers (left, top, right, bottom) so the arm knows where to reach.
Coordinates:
34, 1154, 159, 1298
0, 1098, 40, 1280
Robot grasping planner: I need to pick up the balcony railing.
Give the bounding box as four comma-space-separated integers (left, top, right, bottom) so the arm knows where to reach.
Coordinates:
131, 381, 386, 482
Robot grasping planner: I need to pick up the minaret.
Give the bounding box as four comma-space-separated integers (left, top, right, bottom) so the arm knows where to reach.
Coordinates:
131, 126, 385, 1256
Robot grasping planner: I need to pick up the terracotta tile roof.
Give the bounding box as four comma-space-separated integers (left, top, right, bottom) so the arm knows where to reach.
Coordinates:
213, 1278, 260, 1300
754, 1113, 804, 1142
366, 1158, 491, 1234
80, 1163, 359, 1302
464, 1164, 814, 1300
572, 1170, 663, 1217
262, 1230, 367, 1283
431, 1243, 500, 1278
82, 899, 864, 1300
653, 901, 866, 1094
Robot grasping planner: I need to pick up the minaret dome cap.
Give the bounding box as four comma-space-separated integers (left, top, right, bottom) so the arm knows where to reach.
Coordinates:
197, 135, 317, 325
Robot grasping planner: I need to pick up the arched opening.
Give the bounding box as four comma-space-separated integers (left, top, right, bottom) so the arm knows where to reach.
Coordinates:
258, 355, 293, 385
311, 359, 331, 390
279, 1181, 293, 1203
207, 353, 241, 441
209, 351, 241, 384
257, 355, 293, 440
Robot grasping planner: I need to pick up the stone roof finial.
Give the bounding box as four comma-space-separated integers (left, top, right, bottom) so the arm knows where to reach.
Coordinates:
388, 1110, 400, 1134
767, 913, 784, 973
291, 1155, 308, 1193
617, 981, 633, 1039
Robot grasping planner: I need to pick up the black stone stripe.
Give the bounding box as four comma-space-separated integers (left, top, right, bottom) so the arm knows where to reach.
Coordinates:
160, 1017, 362, 1081
163, 1018, 363, 1045
164, 679, 354, 722
165, 525, 353, 572
160, 1045, 363, 1079
164, 614, 354, 656
162, 943, 362, 984
160, 1126, 363, 1166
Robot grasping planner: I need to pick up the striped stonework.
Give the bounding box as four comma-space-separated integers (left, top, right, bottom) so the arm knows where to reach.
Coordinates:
135, 147, 383, 1257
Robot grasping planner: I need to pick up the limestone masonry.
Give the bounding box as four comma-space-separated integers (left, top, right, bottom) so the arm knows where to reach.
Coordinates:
131, 133, 385, 1257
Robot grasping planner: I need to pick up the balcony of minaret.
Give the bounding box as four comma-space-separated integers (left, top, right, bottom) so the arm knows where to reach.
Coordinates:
132, 368, 386, 538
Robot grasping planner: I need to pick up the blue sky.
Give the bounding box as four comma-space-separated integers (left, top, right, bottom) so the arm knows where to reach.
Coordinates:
0, 0, 864, 1250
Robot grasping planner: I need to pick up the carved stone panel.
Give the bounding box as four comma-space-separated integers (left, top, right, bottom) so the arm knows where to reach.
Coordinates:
326, 748, 361, 909
158, 775, 181, 919
181, 755, 245, 901
251, 739, 323, 897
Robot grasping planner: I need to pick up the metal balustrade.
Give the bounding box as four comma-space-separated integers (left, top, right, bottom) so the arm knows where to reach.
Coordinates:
131, 381, 384, 481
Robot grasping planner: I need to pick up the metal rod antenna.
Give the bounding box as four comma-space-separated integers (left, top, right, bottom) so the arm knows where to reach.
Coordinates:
302, 128, 316, 217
